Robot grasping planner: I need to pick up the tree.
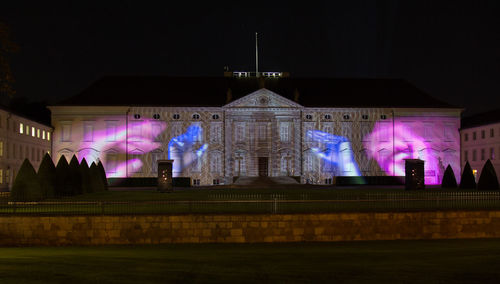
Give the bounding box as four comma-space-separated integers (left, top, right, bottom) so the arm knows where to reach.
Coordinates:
0, 21, 19, 101
10, 159, 43, 201
80, 158, 92, 193
97, 160, 108, 191
37, 153, 56, 198
441, 164, 458, 188
55, 155, 71, 196
477, 159, 500, 190
90, 162, 105, 192
459, 161, 476, 189
69, 155, 82, 195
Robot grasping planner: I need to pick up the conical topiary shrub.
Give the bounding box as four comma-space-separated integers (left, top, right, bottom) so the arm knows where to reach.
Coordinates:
69, 155, 83, 195
90, 162, 105, 192
460, 161, 476, 189
97, 160, 108, 191
55, 155, 72, 197
37, 153, 56, 198
478, 159, 500, 190
10, 159, 43, 202
80, 158, 92, 194
441, 164, 458, 188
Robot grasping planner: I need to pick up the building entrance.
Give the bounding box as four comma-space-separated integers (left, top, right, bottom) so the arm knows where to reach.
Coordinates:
258, 157, 269, 177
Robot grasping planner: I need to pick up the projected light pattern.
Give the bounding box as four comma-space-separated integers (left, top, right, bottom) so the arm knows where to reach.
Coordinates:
363, 120, 459, 185
306, 130, 361, 176
168, 125, 208, 176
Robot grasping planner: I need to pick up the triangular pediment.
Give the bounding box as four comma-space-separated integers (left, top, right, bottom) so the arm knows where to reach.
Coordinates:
224, 88, 303, 108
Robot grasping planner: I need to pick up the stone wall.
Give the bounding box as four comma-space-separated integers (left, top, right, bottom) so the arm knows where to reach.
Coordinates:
1, 211, 500, 246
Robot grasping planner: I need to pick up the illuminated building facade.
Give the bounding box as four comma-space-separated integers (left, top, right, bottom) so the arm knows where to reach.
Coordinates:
0, 107, 53, 191
49, 75, 461, 185
461, 110, 500, 181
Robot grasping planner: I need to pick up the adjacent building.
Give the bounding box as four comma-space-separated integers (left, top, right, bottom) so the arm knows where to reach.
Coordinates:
0, 106, 53, 191
49, 74, 462, 185
461, 109, 500, 181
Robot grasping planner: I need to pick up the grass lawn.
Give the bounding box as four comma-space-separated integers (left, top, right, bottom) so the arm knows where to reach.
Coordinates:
0, 239, 500, 283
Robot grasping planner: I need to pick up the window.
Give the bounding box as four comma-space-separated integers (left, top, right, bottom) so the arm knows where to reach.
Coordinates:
444, 125, 454, 142
171, 123, 182, 138
192, 113, 200, 120
19, 123, 23, 134
464, 133, 468, 141
213, 179, 220, 185
25, 125, 29, 135
0, 169, 3, 184
304, 153, 313, 172
61, 123, 72, 142
325, 178, 333, 185
380, 115, 387, 120
472, 149, 477, 161
324, 114, 331, 120
212, 114, 220, 120
304, 123, 314, 142
258, 124, 267, 141
210, 152, 222, 173
172, 114, 180, 120
341, 122, 352, 138
193, 179, 200, 186
37, 129, 40, 138
210, 123, 222, 143
191, 151, 202, 172
83, 122, 94, 142
235, 123, 245, 143
305, 114, 312, 120
362, 115, 369, 120
0, 141, 3, 157
481, 148, 485, 161
152, 114, 160, 120
481, 130, 485, 139
105, 152, 117, 173
343, 114, 350, 120
133, 114, 141, 119
31, 127, 35, 137
473, 132, 477, 140
424, 123, 433, 142
152, 122, 162, 142
42, 130, 46, 140
106, 121, 117, 142
47, 132, 51, 141
130, 121, 142, 141
402, 122, 414, 142
464, 150, 468, 162
491, 128, 494, 138
490, 148, 495, 160
322, 124, 333, 136
192, 122, 202, 142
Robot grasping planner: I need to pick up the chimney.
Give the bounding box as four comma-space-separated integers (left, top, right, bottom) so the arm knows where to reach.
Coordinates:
226, 88, 233, 103
294, 88, 300, 102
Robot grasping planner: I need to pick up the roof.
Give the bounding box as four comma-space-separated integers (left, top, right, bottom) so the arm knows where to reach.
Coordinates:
0, 103, 52, 127
55, 76, 458, 109
461, 109, 500, 129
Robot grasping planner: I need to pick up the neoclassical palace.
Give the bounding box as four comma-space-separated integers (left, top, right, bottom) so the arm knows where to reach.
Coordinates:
49, 74, 462, 185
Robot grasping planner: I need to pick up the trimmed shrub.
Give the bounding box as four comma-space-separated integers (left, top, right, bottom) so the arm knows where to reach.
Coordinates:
441, 164, 458, 188
80, 158, 92, 193
55, 155, 72, 196
478, 159, 500, 190
69, 155, 83, 195
459, 161, 476, 189
10, 159, 43, 201
97, 160, 108, 191
37, 153, 56, 198
90, 162, 105, 192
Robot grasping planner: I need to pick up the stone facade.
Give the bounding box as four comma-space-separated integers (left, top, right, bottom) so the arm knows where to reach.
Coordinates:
49, 89, 461, 185
1, 211, 500, 246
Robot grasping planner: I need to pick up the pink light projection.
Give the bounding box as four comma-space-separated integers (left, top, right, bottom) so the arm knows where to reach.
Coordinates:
363, 119, 460, 185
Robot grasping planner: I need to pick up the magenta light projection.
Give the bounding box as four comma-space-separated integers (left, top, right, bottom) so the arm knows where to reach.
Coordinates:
363, 119, 460, 185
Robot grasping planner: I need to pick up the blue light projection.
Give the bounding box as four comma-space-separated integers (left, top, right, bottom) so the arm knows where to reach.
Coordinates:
168, 124, 208, 176
306, 130, 361, 176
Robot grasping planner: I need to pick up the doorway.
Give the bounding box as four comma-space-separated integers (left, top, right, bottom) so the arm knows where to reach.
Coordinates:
258, 157, 268, 177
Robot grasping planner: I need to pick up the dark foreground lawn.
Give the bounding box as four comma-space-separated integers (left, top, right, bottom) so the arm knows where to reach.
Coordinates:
1, 239, 500, 283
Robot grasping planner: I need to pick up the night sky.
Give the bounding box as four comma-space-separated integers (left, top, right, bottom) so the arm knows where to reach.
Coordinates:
2, 1, 500, 116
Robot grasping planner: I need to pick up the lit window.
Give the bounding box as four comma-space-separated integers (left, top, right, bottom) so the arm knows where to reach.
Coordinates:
31, 127, 35, 137
19, 123, 24, 134
25, 125, 29, 135
47, 132, 51, 141
0, 169, 3, 184
37, 129, 40, 138
472, 169, 478, 179
42, 130, 46, 140
0, 141, 3, 157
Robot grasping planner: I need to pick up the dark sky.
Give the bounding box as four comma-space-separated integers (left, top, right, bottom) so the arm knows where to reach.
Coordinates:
2, 1, 500, 116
